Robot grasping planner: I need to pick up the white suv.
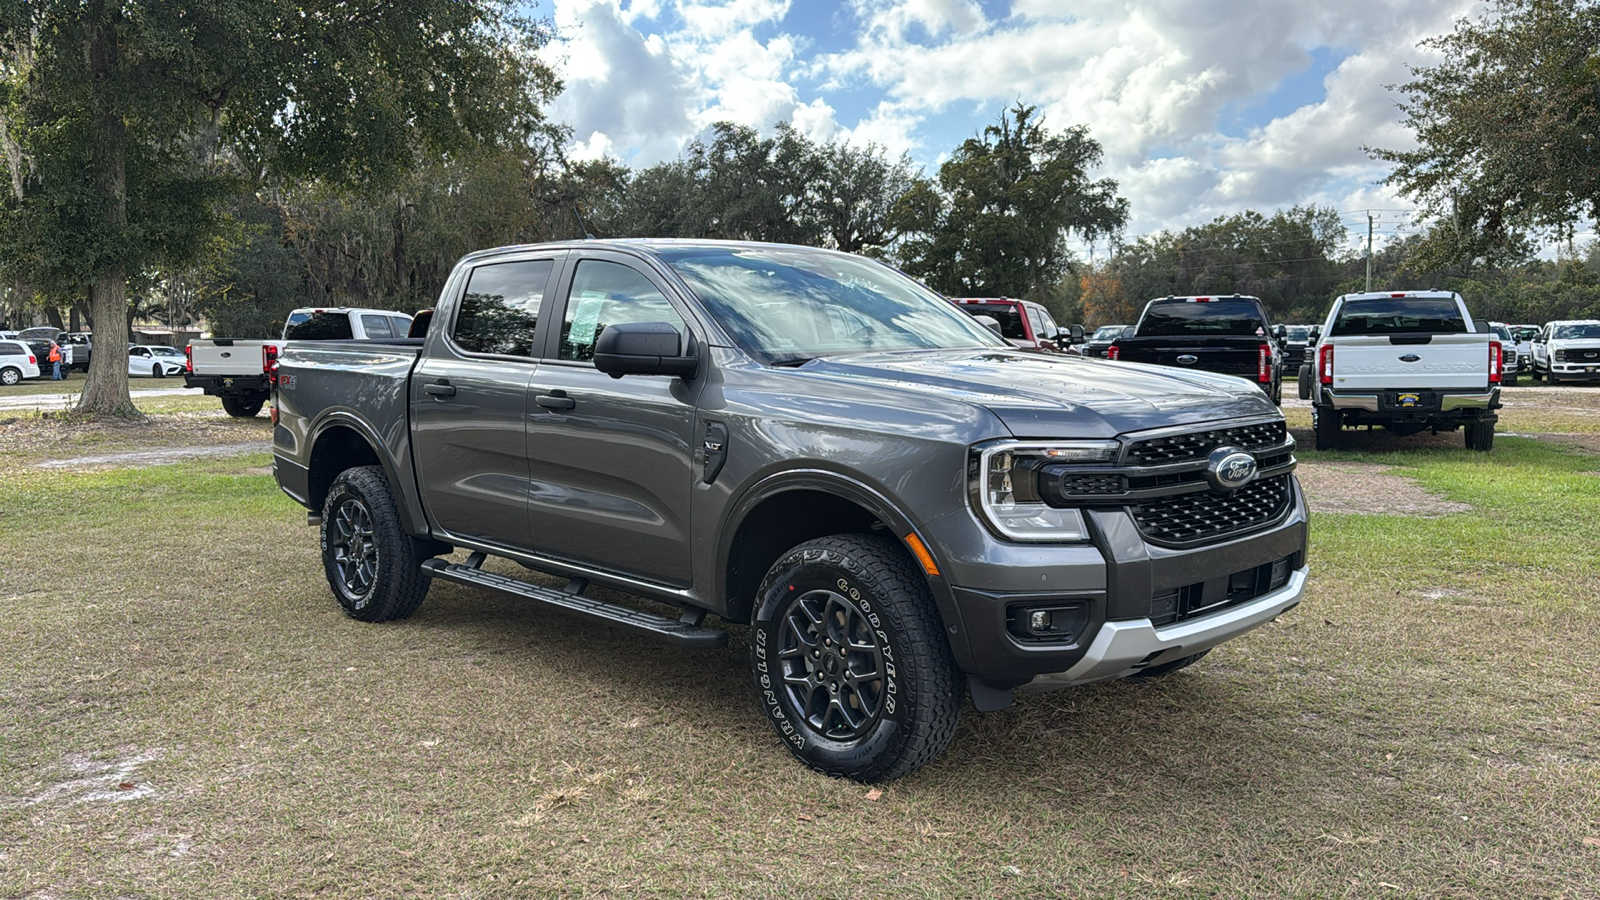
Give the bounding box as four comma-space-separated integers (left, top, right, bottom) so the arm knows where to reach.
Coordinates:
1532, 320, 1600, 384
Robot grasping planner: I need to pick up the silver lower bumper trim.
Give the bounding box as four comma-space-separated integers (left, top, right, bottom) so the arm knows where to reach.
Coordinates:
1022, 566, 1308, 690
1323, 390, 1498, 411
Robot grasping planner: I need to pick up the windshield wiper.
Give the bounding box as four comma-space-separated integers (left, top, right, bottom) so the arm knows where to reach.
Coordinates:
767, 355, 819, 367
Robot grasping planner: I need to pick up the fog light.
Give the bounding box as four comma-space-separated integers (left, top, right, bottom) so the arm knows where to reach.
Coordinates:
1028, 610, 1052, 633
1269, 557, 1290, 590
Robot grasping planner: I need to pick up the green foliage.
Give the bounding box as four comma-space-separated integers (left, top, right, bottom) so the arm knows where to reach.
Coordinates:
0, 0, 558, 413
895, 103, 1128, 302
1104, 206, 1346, 323
1373, 0, 1600, 264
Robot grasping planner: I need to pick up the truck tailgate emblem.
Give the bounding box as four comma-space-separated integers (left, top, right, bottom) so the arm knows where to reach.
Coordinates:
1399, 354, 1421, 362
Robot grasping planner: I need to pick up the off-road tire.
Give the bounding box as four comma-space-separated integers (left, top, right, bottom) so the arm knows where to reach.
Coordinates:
1131, 648, 1212, 678
220, 396, 263, 418
750, 533, 961, 782
1465, 420, 1494, 452
1297, 366, 1311, 400
0, 366, 19, 386
320, 465, 430, 622
1313, 405, 1340, 451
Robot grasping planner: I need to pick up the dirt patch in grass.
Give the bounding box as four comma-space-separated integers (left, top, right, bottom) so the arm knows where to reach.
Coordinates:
1296, 460, 1473, 516
0, 409, 269, 477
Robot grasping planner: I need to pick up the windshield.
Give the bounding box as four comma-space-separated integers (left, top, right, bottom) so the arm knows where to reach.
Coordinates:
1554, 324, 1600, 340
658, 246, 1006, 362
1330, 298, 1465, 336
1511, 326, 1539, 341
1491, 324, 1512, 342
1284, 326, 1311, 342
149, 347, 184, 358
1136, 299, 1266, 336
1091, 325, 1124, 341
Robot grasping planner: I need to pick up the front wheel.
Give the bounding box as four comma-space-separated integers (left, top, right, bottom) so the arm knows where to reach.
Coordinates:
750, 534, 961, 782
320, 466, 430, 622
1503, 370, 1517, 387
152, 364, 165, 378
220, 396, 264, 418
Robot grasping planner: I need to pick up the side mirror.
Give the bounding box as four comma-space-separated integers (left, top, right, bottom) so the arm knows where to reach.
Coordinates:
407, 309, 433, 339
1273, 324, 1287, 339
593, 322, 698, 379
1059, 324, 1085, 344
1309, 325, 1321, 340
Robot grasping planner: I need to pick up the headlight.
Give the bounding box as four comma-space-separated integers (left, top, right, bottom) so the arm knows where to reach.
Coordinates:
970, 441, 1118, 542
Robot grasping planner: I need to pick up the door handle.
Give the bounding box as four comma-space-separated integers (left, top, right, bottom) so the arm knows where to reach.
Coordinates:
535, 391, 576, 411
423, 381, 456, 398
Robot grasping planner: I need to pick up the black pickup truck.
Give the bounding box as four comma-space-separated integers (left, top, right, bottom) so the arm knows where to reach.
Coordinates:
271, 240, 1309, 782
1109, 295, 1283, 404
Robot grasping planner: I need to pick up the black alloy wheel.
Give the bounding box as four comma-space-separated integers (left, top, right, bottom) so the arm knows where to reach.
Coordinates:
329, 495, 378, 600
774, 586, 888, 743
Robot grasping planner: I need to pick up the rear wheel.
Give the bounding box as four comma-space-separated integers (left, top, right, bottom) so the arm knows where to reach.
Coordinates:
320, 466, 430, 622
220, 396, 263, 418
1313, 405, 1340, 451
0, 367, 19, 386
750, 534, 961, 782
1465, 420, 1494, 452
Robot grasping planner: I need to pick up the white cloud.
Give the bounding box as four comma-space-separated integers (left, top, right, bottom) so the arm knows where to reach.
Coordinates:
544, 0, 1483, 242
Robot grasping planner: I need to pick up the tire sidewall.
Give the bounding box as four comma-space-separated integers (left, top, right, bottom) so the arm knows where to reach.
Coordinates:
0, 367, 18, 386
751, 549, 913, 776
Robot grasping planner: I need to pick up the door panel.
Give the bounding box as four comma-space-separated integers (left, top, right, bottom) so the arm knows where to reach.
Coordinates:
524, 256, 700, 586
411, 256, 557, 550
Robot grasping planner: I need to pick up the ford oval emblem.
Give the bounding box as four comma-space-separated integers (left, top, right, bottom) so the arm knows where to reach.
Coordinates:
1176, 354, 1199, 365
1205, 446, 1258, 493
1399, 354, 1421, 362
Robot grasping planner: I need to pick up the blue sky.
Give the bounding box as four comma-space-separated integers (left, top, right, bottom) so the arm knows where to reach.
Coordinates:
536, 0, 1533, 255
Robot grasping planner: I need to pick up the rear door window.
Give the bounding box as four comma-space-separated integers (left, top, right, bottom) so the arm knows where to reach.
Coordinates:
453, 259, 555, 357
0, 341, 22, 355
359, 315, 394, 339
960, 304, 1027, 340
1330, 299, 1466, 336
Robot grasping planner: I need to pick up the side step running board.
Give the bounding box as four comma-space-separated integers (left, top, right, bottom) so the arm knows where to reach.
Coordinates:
420, 558, 727, 648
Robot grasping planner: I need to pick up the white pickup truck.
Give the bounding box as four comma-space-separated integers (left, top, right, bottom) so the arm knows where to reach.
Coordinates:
187, 307, 412, 417
1299, 291, 1503, 451
1530, 319, 1600, 384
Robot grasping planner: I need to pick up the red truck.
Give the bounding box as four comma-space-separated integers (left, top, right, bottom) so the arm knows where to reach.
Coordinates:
952, 297, 1081, 352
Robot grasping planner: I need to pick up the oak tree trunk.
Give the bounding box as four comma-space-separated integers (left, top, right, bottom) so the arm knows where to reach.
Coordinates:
75, 6, 137, 418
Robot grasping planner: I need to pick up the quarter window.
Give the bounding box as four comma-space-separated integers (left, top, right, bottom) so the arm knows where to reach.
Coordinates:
360, 315, 393, 339
454, 259, 554, 357
558, 261, 685, 362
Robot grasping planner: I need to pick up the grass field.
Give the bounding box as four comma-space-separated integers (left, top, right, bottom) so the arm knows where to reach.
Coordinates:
2, 389, 1598, 897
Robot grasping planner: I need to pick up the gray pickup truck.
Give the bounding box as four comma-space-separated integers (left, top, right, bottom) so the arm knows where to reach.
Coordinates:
271, 239, 1309, 782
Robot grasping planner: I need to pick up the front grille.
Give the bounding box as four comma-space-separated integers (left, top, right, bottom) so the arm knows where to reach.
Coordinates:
1125, 420, 1286, 464
1131, 475, 1290, 544
1054, 473, 1125, 495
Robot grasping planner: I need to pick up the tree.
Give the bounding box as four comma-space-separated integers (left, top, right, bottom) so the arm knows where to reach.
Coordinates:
1372, 0, 1600, 265
0, 1, 556, 416
894, 103, 1128, 302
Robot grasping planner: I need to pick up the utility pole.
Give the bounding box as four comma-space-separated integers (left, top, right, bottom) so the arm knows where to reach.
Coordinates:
1365, 213, 1375, 292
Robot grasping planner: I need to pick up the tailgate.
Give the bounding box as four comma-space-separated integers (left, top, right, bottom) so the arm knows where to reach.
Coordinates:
191, 341, 268, 376
1118, 339, 1266, 377
1330, 334, 1490, 391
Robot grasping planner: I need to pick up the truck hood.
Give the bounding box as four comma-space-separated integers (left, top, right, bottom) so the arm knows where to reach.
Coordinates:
791, 349, 1278, 438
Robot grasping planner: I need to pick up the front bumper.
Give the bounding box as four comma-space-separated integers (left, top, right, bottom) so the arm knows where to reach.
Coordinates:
922, 474, 1309, 685
1023, 566, 1306, 689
